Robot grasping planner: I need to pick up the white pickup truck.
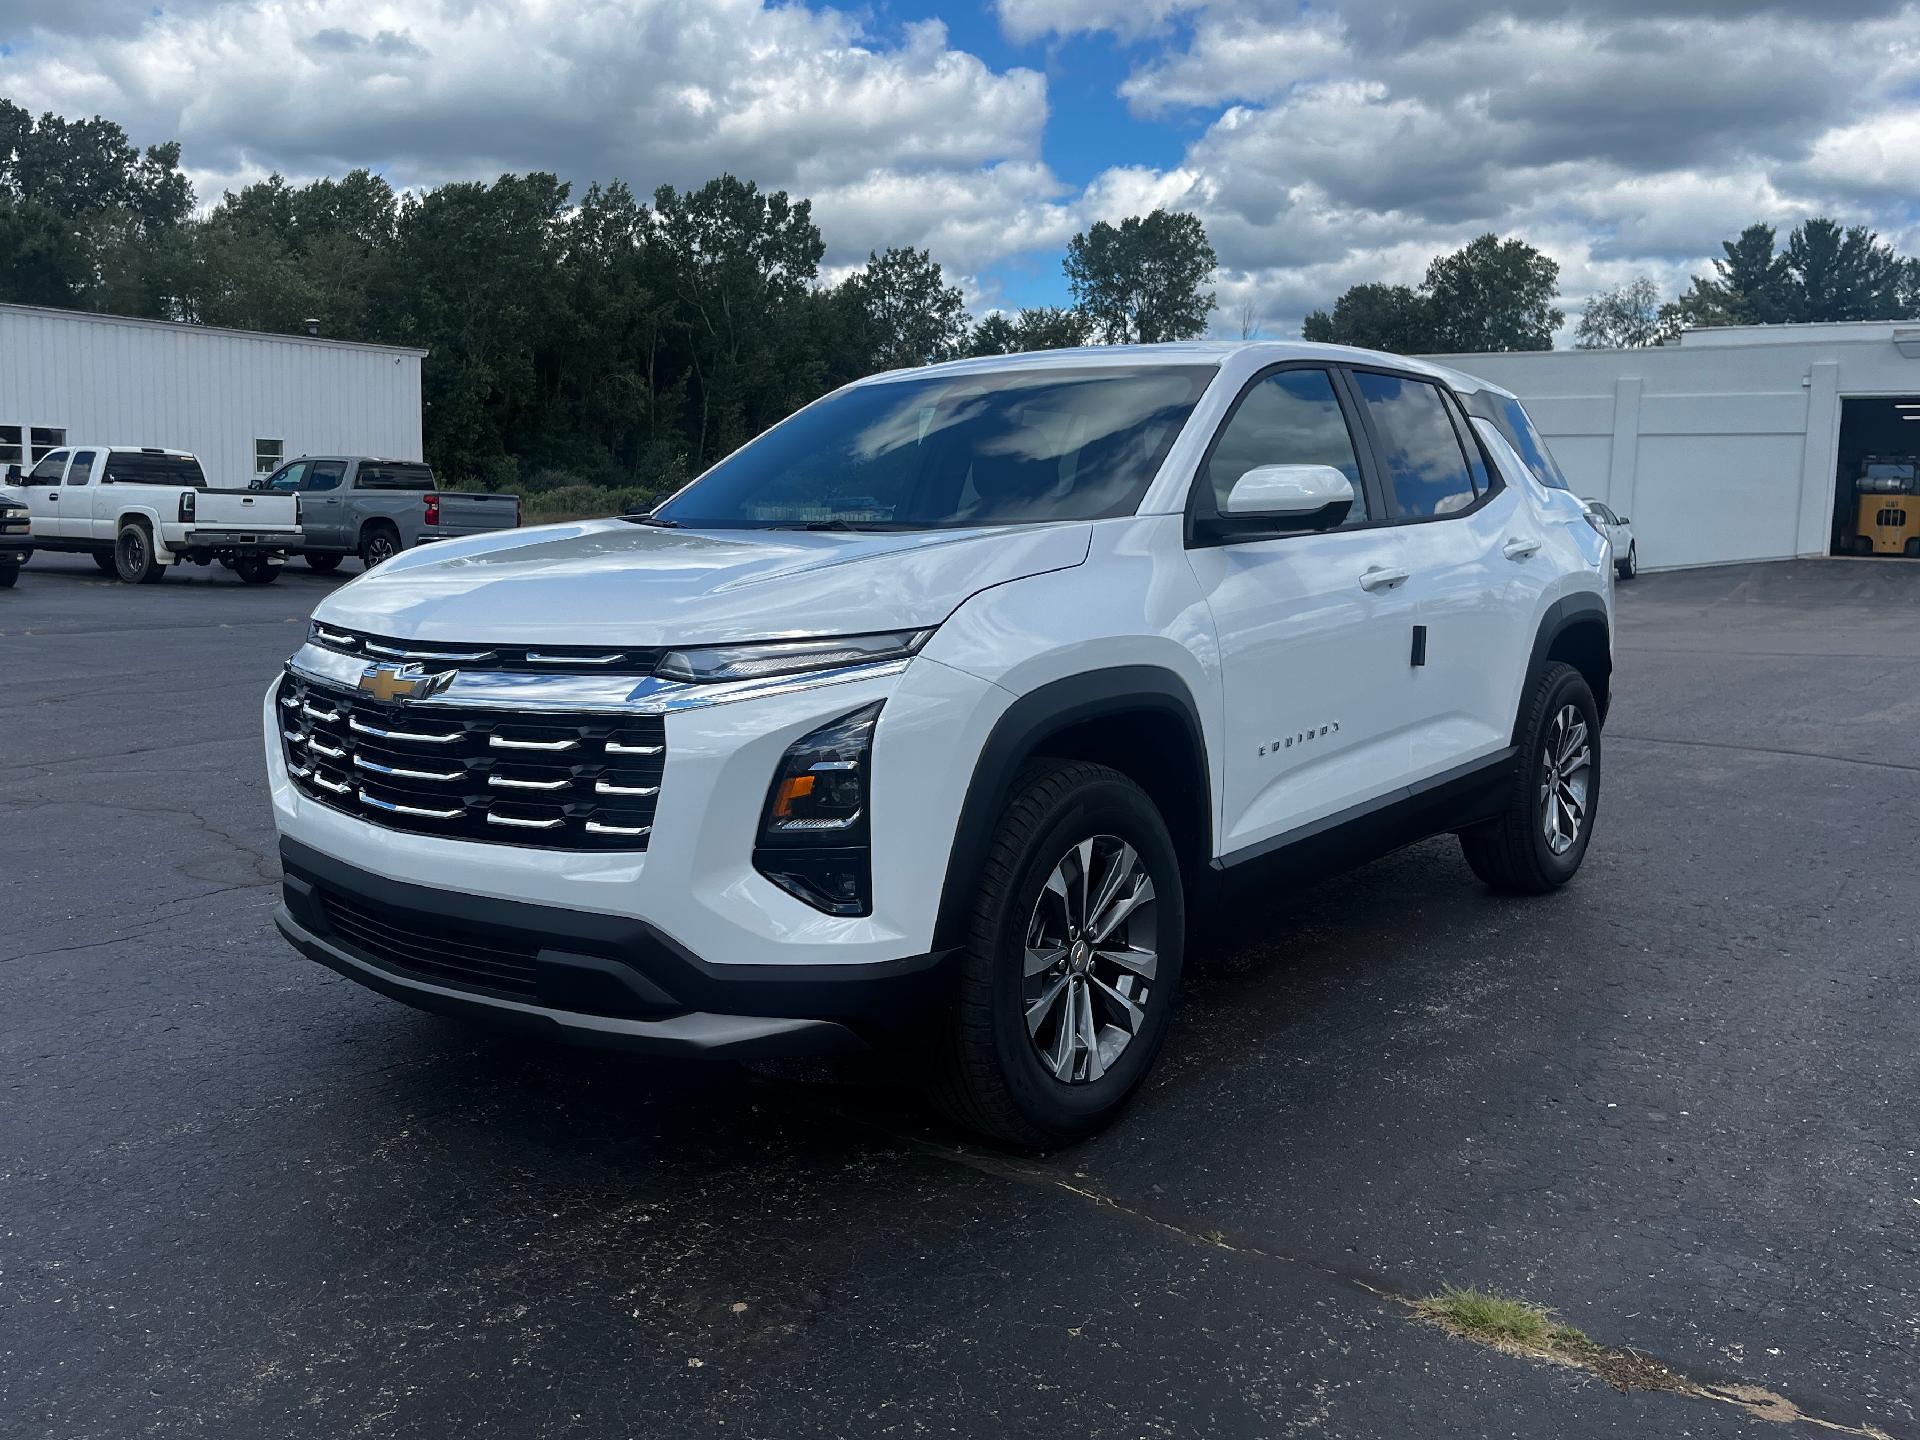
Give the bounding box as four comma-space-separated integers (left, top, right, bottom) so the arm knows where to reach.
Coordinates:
3, 446, 302, 583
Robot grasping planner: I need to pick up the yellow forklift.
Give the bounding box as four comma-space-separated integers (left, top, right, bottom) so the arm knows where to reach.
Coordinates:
1850, 455, 1920, 557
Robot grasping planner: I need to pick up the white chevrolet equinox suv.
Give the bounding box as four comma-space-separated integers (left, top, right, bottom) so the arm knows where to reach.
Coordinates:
266, 343, 1612, 1146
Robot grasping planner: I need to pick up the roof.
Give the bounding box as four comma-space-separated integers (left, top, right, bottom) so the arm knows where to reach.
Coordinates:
0, 302, 429, 358
862, 339, 1517, 396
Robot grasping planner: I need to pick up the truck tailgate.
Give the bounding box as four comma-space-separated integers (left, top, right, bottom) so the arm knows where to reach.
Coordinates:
197, 490, 301, 533
429, 492, 519, 538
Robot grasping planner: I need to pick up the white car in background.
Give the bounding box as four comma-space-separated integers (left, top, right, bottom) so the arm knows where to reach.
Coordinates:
1581, 499, 1637, 579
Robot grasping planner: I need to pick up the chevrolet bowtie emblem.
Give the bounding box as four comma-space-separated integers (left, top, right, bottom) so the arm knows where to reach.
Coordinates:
357, 661, 457, 704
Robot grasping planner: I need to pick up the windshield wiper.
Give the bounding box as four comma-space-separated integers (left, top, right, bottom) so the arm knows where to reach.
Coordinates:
620, 513, 681, 527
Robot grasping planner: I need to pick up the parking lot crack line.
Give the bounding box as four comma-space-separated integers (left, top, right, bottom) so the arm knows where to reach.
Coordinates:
1608, 734, 1920, 774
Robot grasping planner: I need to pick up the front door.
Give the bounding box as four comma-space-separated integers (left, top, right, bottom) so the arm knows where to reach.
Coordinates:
22, 449, 69, 538
1184, 365, 1418, 858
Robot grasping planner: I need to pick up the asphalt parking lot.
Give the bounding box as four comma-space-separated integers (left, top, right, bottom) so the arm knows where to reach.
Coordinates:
3, 551, 1917, 1439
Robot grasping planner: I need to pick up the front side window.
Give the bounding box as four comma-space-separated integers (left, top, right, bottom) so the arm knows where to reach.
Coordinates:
105, 451, 207, 487
1353, 372, 1476, 519
1204, 368, 1367, 523
28, 449, 68, 483
65, 449, 96, 484
30, 427, 66, 462
266, 462, 308, 492
653, 365, 1214, 531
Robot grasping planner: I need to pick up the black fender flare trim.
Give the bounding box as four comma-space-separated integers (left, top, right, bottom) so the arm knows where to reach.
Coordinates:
1516, 591, 1611, 743
930, 665, 1213, 953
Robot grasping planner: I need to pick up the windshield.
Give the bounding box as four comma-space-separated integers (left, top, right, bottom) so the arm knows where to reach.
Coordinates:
652, 365, 1214, 530
105, 452, 207, 488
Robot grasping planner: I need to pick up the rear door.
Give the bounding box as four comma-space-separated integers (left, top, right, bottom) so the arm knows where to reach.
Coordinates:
1347, 368, 1544, 781
1184, 364, 1417, 856
301, 461, 350, 548
62, 449, 99, 539
22, 450, 69, 537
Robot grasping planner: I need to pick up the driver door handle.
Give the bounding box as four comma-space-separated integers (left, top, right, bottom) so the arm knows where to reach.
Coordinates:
1502, 536, 1541, 560
1359, 566, 1410, 592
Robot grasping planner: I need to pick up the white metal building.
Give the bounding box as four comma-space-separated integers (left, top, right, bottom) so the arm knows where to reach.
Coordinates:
1427, 322, 1920, 570
0, 304, 425, 490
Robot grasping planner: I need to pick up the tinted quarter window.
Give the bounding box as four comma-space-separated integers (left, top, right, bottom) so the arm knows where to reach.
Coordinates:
358, 464, 435, 490
66, 450, 96, 484
104, 452, 208, 487
1354, 373, 1476, 518
1205, 369, 1366, 522
306, 461, 346, 491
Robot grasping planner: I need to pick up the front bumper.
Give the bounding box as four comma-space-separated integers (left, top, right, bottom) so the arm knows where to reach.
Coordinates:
277, 838, 957, 1058
0, 531, 30, 562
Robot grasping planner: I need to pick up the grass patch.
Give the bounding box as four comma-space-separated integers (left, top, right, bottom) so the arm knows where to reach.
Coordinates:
1413, 1286, 1589, 1353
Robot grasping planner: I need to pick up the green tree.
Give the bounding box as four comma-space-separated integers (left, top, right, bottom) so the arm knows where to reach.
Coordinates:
1422, 234, 1563, 352
1574, 277, 1666, 349
1301, 282, 1438, 352
1783, 218, 1905, 322
837, 246, 969, 371
1064, 209, 1217, 344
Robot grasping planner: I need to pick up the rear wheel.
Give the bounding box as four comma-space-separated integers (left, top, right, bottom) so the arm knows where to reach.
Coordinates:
1854, 535, 1875, 556
114, 522, 166, 584
1616, 544, 1636, 580
305, 552, 343, 574
233, 555, 279, 585
359, 525, 400, 568
1460, 661, 1601, 894
929, 759, 1185, 1149
1906, 538, 1920, 558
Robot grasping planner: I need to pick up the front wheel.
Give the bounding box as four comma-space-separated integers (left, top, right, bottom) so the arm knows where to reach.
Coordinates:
233, 556, 280, 585
1460, 661, 1601, 894
305, 553, 343, 574
114, 523, 167, 584
928, 759, 1185, 1149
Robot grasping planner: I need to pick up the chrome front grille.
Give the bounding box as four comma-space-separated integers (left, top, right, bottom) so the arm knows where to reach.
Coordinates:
278, 671, 662, 850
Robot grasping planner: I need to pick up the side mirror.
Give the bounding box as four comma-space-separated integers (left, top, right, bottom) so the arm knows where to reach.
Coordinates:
1207, 464, 1355, 540
1616, 515, 1630, 525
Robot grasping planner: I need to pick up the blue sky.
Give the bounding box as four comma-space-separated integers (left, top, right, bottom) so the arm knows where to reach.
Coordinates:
4, 0, 1919, 335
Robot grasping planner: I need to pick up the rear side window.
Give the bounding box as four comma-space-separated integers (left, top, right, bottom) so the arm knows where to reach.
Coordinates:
66, 450, 97, 484
1352, 372, 1476, 518
1204, 369, 1367, 523
1465, 390, 1570, 491
105, 451, 208, 487
306, 461, 347, 492
358, 463, 434, 490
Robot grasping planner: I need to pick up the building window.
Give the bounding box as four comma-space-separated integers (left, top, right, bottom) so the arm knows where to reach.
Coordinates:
255, 438, 284, 475
30, 426, 66, 462
0, 425, 21, 469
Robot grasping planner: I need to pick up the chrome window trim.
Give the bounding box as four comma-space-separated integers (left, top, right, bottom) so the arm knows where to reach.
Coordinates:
287, 644, 910, 714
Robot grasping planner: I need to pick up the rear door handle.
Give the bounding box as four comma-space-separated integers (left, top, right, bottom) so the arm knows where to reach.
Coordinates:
1502, 537, 1541, 560
1359, 566, 1410, 592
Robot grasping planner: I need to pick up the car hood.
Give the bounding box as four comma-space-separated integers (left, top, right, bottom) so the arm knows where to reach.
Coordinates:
312, 518, 1093, 646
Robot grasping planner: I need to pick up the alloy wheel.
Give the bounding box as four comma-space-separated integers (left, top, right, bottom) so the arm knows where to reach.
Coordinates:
1021, 834, 1158, 1085
1539, 704, 1592, 856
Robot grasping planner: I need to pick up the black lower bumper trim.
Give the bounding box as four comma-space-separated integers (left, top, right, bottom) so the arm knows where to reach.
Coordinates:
277, 837, 957, 1054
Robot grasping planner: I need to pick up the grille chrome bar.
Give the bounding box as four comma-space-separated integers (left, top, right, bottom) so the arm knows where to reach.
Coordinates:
313, 625, 359, 648
363, 640, 498, 663
606, 741, 662, 756
310, 737, 347, 759
487, 811, 565, 830
594, 779, 659, 797
488, 774, 570, 791
586, 820, 651, 837
350, 715, 463, 745
359, 790, 464, 820
354, 755, 464, 783
489, 735, 579, 751
312, 772, 351, 795
525, 651, 624, 665
302, 701, 341, 722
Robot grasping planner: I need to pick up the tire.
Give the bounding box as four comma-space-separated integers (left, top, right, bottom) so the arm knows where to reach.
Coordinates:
305, 553, 343, 574
1854, 535, 1875, 556
359, 525, 400, 568
0, 565, 16, 589
91, 550, 117, 575
928, 759, 1186, 1149
1460, 661, 1601, 894
1616, 544, 1636, 580
114, 521, 166, 584
233, 556, 280, 585
1906, 539, 1920, 559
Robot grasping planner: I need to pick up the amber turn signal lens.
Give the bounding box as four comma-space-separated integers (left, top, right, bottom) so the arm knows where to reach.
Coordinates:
772, 773, 816, 820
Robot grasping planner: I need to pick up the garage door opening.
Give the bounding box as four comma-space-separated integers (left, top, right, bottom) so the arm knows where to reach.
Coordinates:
1832, 398, 1920, 557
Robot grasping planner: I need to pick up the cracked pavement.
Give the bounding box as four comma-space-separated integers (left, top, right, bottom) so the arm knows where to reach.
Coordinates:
2, 553, 1916, 1438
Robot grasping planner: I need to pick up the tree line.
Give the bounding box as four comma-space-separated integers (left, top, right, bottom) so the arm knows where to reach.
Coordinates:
1305, 221, 1920, 355
0, 100, 1219, 504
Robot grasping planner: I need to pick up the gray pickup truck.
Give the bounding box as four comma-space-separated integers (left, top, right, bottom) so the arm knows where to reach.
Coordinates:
252, 456, 519, 572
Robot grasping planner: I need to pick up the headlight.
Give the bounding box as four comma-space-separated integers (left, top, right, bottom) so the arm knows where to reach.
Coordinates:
754, 702, 881, 916
655, 629, 932, 684
1581, 507, 1607, 538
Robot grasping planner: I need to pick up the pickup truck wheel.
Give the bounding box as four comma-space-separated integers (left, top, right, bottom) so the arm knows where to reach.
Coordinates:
929, 759, 1185, 1149
359, 526, 400, 568
305, 553, 342, 574
114, 522, 167, 584
0, 565, 16, 589
1459, 661, 1601, 894
91, 550, 117, 575
233, 556, 279, 585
